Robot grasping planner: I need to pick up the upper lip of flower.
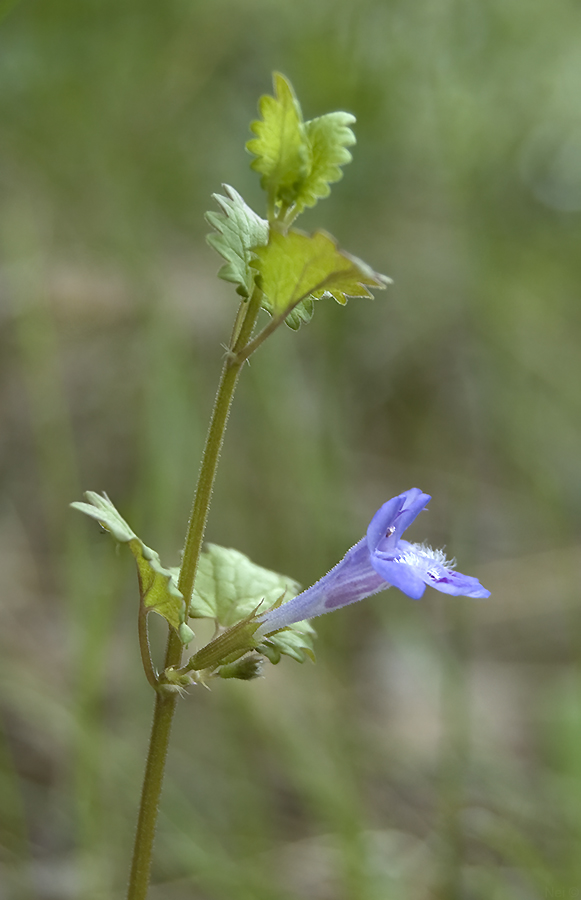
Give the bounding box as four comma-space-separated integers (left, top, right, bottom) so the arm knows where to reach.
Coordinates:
256, 487, 490, 635
367, 488, 431, 556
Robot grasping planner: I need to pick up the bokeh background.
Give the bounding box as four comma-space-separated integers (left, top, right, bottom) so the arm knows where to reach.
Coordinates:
2, 1, 581, 897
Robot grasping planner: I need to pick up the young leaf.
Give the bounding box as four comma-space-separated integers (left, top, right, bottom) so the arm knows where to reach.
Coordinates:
296, 112, 356, 212
257, 624, 316, 665
246, 72, 311, 210
188, 543, 301, 627
71, 492, 194, 644
252, 229, 391, 322
217, 655, 263, 680
247, 73, 358, 217
205, 185, 268, 298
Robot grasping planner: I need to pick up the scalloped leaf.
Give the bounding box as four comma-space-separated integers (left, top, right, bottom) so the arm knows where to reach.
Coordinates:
252, 229, 391, 323
246, 72, 310, 209
71, 492, 193, 643
284, 295, 316, 331
297, 112, 356, 212
188, 543, 301, 627
247, 73, 358, 216
205, 185, 269, 298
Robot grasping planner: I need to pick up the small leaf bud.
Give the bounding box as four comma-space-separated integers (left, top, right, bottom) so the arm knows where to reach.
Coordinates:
217, 655, 263, 681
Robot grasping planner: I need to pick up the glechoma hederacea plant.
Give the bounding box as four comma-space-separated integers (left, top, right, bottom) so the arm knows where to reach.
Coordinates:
72, 73, 489, 900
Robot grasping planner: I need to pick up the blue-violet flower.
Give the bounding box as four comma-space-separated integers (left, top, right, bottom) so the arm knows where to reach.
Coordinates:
257, 488, 490, 636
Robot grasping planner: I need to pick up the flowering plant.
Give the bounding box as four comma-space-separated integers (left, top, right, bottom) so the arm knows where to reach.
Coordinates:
71, 75, 489, 900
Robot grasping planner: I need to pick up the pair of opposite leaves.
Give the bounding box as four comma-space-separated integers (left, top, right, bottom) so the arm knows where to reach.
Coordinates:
206, 73, 391, 330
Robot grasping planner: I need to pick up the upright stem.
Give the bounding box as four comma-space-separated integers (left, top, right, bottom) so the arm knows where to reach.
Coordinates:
177, 285, 262, 607
126, 287, 263, 900
126, 689, 178, 900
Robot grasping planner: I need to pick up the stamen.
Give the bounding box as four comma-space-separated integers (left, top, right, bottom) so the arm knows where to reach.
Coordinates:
409, 542, 456, 569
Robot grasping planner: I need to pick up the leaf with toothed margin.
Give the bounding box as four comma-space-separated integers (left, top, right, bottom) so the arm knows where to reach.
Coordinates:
246, 73, 357, 215
71, 492, 194, 644
246, 72, 310, 210
251, 228, 391, 327
295, 111, 356, 212
182, 543, 316, 665
283, 295, 317, 331
205, 185, 269, 298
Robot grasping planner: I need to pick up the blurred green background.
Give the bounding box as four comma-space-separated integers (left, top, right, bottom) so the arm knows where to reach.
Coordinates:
2, 0, 581, 898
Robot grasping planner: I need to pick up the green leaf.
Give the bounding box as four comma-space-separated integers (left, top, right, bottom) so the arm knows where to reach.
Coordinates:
257, 623, 316, 665
297, 112, 356, 212
246, 72, 311, 210
247, 73, 357, 216
71, 492, 193, 643
188, 543, 301, 627
284, 295, 316, 331
205, 185, 268, 298
71, 491, 135, 543
187, 543, 316, 667
252, 229, 391, 323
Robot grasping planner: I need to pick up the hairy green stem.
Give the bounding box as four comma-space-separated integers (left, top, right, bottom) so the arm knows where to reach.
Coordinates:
235, 288, 325, 365
235, 311, 286, 364
126, 287, 263, 900
177, 289, 262, 609
126, 688, 177, 900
